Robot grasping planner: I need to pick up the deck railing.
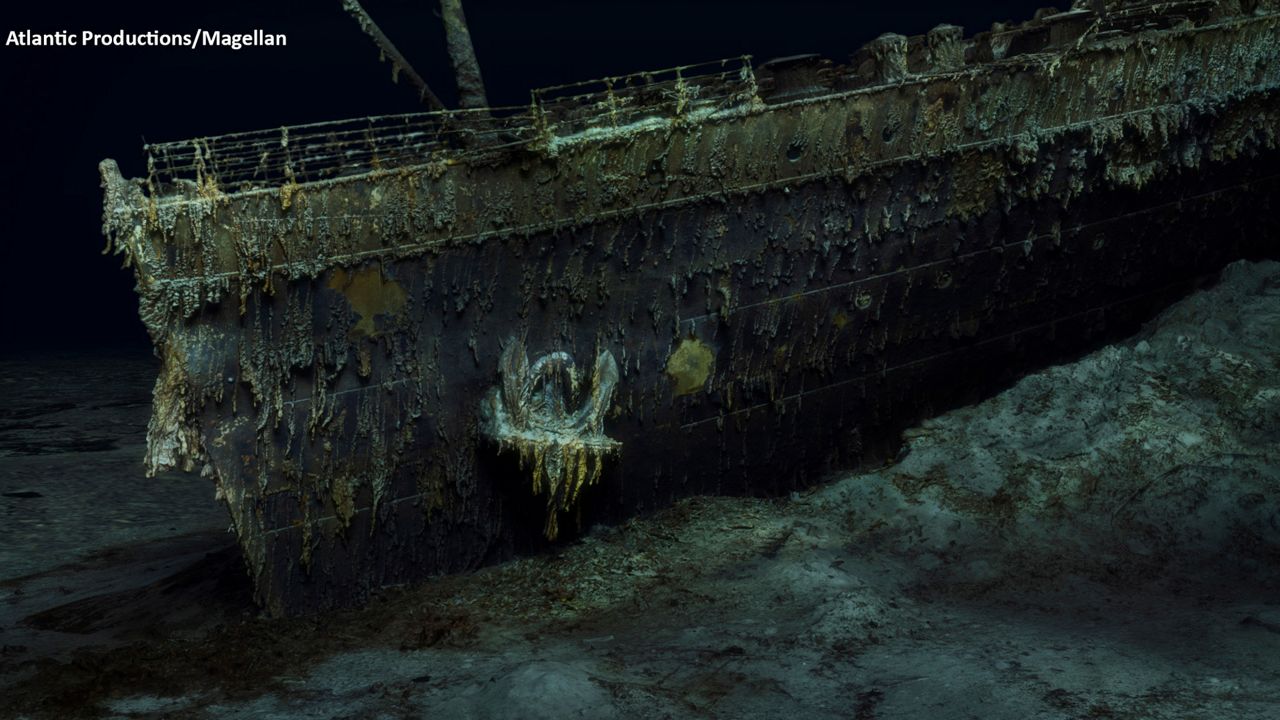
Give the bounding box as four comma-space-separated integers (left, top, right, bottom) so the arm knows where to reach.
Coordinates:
142, 56, 759, 193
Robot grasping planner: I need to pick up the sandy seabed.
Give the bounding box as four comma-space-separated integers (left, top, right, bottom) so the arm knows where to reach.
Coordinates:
1, 260, 1278, 719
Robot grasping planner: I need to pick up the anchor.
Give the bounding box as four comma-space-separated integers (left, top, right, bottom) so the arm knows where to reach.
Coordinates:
481, 339, 620, 538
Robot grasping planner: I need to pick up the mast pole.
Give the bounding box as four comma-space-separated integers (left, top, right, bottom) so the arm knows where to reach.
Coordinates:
439, 0, 490, 109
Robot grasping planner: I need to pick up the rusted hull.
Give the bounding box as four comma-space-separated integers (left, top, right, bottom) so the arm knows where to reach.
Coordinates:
101, 3, 1280, 614
196, 138, 1278, 614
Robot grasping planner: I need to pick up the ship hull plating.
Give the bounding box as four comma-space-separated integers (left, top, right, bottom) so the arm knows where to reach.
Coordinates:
195, 133, 1278, 614
101, 5, 1280, 614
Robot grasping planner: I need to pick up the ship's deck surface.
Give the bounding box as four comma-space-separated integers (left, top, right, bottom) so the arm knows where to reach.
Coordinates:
132, 1, 1278, 198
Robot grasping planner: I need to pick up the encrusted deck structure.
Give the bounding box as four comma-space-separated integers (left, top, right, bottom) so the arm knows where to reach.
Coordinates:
102, 0, 1280, 614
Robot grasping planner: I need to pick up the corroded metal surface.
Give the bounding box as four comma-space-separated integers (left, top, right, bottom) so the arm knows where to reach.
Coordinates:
102, 0, 1280, 614
480, 342, 620, 539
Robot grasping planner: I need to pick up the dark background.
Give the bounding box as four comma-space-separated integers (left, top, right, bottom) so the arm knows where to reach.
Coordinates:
0, 0, 1050, 356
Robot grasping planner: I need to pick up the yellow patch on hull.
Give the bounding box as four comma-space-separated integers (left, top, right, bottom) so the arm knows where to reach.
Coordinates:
666, 338, 715, 397
327, 266, 407, 338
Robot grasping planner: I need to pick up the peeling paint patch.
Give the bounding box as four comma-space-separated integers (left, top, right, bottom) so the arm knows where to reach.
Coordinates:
666, 339, 715, 397
327, 266, 407, 338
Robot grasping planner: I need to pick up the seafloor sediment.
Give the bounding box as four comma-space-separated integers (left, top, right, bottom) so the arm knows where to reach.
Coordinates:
1, 259, 1278, 718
